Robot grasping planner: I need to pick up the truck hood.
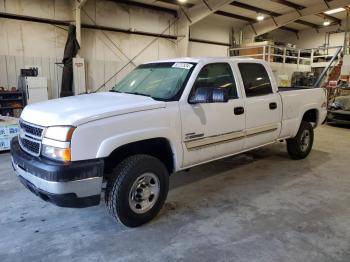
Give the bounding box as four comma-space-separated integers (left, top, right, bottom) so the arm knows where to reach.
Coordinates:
20, 92, 166, 126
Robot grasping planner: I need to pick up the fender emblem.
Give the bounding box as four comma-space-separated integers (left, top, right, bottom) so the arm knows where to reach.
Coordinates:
185, 133, 204, 140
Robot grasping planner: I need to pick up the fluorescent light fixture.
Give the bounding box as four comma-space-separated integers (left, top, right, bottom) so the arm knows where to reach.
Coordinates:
323, 20, 331, 26
178, 0, 187, 3
324, 7, 345, 14
256, 13, 264, 21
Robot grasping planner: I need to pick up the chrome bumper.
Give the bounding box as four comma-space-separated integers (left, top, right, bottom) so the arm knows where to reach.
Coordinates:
12, 158, 102, 198
11, 137, 104, 208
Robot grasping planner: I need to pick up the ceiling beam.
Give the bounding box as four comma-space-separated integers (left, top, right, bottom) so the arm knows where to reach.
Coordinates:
157, 0, 194, 8
214, 10, 254, 22
110, 0, 177, 16
179, 0, 235, 25
270, 0, 301, 9
157, 0, 300, 32
270, 0, 342, 24
230, 2, 320, 28
0, 12, 178, 39
214, 10, 298, 33
230, 2, 279, 17
117, 0, 331, 31
245, 0, 350, 37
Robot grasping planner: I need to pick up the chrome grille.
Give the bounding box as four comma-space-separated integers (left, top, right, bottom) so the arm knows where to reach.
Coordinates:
18, 120, 44, 156
19, 120, 43, 138
20, 137, 40, 155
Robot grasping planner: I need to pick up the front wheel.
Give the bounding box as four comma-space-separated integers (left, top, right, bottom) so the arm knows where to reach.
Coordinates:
286, 121, 314, 160
105, 154, 169, 227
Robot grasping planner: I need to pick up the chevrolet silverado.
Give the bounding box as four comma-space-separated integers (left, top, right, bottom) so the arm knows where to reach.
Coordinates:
11, 57, 327, 227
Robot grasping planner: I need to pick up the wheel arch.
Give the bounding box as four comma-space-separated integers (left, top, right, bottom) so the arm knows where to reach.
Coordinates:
103, 137, 176, 175
292, 107, 319, 137
302, 108, 319, 126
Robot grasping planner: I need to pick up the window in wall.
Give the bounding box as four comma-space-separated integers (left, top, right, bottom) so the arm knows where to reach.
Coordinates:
192, 63, 238, 99
238, 63, 273, 97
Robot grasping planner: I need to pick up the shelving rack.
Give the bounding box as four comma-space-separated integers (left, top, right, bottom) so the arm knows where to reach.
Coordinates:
0, 90, 26, 117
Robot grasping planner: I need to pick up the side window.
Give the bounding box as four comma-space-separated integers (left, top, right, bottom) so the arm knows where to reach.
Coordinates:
192, 63, 238, 99
238, 63, 273, 97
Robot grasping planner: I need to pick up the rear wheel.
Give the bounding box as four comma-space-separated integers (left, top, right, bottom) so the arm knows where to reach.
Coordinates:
105, 154, 169, 227
287, 121, 314, 160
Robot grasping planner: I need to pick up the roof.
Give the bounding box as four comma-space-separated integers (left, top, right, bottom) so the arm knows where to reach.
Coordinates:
145, 56, 256, 64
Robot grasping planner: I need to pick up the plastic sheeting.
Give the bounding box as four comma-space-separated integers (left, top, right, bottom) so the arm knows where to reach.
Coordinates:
60, 25, 80, 97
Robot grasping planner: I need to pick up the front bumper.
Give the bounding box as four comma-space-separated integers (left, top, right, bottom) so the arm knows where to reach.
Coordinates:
11, 137, 104, 208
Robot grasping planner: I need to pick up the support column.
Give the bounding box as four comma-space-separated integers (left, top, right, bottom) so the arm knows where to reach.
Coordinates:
175, 0, 235, 57
75, 4, 81, 47
177, 15, 190, 57
75, 0, 88, 48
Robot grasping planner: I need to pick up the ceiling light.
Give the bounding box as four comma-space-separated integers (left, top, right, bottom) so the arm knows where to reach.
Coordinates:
178, 0, 187, 3
324, 7, 345, 14
323, 20, 331, 26
256, 13, 264, 21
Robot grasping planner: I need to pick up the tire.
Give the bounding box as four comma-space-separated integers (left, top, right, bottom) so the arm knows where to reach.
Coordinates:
287, 121, 314, 160
105, 154, 169, 227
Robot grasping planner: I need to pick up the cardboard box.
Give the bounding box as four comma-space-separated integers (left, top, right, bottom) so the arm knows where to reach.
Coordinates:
0, 116, 18, 126
0, 138, 10, 151
7, 124, 19, 136
0, 117, 19, 134
0, 125, 19, 138
0, 116, 19, 150
0, 126, 7, 138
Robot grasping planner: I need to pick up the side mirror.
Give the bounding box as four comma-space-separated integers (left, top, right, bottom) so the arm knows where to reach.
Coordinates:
189, 87, 229, 104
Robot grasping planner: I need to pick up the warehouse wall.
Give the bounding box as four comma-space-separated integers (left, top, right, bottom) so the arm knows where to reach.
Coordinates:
269, 24, 346, 49
0, 0, 234, 99
189, 16, 233, 57
0, 0, 178, 97
0, 0, 71, 98
78, 0, 178, 93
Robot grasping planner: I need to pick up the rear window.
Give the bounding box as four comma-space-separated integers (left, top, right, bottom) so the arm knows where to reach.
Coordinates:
238, 63, 273, 97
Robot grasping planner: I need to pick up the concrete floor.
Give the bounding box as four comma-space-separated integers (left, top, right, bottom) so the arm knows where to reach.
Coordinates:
0, 125, 350, 262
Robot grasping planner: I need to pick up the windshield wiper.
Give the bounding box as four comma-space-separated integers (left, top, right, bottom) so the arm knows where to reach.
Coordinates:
122, 91, 153, 98
109, 90, 161, 100
110, 90, 149, 97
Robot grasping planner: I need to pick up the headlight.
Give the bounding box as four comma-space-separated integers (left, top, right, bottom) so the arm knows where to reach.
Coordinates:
42, 126, 75, 161
44, 126, 75, 142
42, 144, 71, 162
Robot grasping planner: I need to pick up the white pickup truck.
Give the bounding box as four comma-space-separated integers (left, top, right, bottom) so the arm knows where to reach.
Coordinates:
11, 57, 327, 227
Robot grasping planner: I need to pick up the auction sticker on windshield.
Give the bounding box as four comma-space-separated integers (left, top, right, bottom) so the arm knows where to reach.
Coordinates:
172, 63, 193, 70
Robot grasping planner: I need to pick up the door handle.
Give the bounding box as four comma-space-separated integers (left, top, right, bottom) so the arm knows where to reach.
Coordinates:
234, 107, 244, 115
269, 102, 277, 110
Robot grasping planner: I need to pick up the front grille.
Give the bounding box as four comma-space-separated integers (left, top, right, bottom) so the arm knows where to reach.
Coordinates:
19, 121, 43, 138
18, 120, 44, 156
20, 137, 40, 155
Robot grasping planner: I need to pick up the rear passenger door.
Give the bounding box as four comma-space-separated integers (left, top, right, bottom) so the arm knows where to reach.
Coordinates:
237, 62, 282, 149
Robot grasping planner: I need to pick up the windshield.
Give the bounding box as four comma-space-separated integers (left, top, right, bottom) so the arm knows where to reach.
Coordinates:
111, 62, 196, 101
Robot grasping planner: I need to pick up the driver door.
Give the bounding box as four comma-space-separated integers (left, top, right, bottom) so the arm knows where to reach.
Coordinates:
180, 62, 245, 167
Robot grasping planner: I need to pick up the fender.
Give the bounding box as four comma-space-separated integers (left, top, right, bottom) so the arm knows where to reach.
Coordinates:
292, 104, 319, 137
96, 127, 183, 171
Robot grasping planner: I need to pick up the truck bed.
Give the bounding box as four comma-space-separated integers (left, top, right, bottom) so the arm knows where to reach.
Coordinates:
278, 86, 314, 91
277, 86, 327, 138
